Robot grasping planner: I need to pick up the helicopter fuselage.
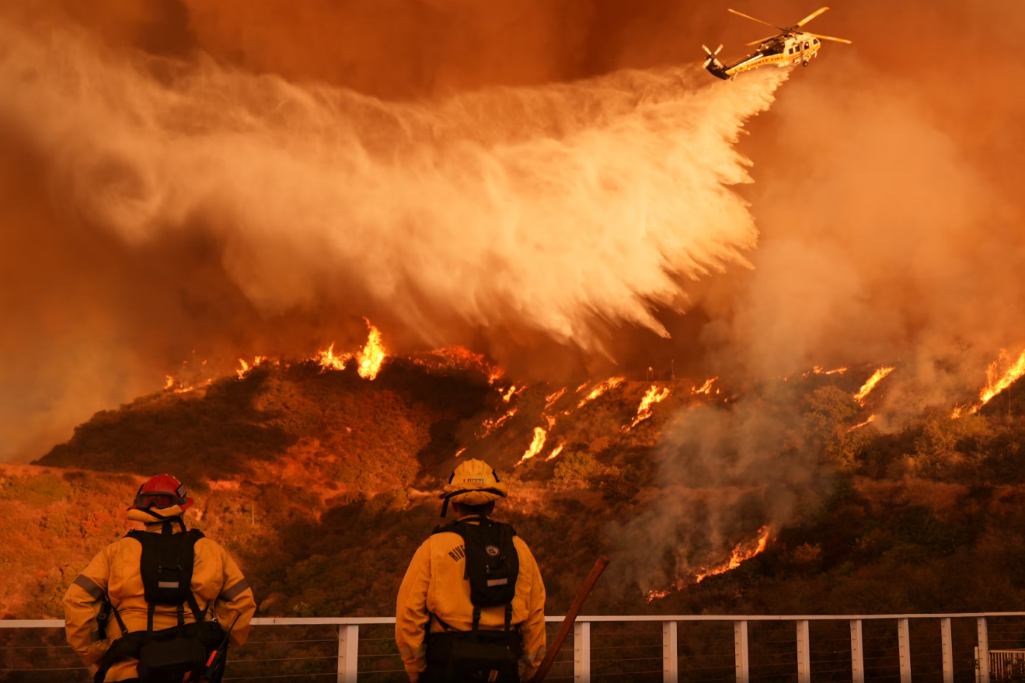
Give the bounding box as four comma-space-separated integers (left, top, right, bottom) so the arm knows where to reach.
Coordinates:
706, 33, 823, 80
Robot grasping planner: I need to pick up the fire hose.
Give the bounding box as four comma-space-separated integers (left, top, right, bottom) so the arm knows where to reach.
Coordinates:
530, 555, 610, 683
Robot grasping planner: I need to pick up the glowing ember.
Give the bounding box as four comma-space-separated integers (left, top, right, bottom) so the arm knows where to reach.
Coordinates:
693, 526, 772, 584
692, 377, 718, 395
546, 443, 565, 461
502, 385, 517, 403
455, 448, 467, 458
970, 348, 1025, 414
315, 343, 351, 372
854, 366, 895, 404
543, 413, 557, 430
576, 377, 625, 409
627, 385, 671, 429
847, 414, 876, 432
516, 427, 547, 467
478, 408, 517, 437
356, 319, 387, 380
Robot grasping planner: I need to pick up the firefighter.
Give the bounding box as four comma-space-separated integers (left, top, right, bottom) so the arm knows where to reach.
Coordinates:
63, 474, 257, 682
396, 459, 547, 683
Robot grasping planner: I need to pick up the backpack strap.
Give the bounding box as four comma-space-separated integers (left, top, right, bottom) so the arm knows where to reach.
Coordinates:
147, 603, 156, 633
504, 604, 513, 632
471, 606, 481, 634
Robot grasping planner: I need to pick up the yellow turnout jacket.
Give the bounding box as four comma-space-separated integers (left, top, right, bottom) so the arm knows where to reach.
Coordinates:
396, 515, 547, 680
63, 511, 257, 682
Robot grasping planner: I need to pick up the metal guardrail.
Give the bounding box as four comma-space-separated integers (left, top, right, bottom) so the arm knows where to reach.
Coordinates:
3, 612, 1025, 682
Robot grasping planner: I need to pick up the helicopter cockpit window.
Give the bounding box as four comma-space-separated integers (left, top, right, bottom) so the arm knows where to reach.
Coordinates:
813, 38, 820, 44
788, 47, 793, 54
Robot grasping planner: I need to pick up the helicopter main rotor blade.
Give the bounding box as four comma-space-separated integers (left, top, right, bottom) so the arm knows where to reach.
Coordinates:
807, 32, 852, 44
745, 34, 780, 46
727, 8, 786, 31
796, 7, 830, 27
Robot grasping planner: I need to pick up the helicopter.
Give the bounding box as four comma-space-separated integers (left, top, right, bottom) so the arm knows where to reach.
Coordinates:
703, 7, 851, 80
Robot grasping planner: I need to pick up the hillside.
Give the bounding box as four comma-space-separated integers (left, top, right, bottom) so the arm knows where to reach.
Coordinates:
6, 355, 1025, 678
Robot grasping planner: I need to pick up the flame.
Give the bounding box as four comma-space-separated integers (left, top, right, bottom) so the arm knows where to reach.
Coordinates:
575, 381, 590, 393
692, 377, 718, 395
804, 365, 848, 378
478, 408, 517, 438
426, 346, 504, 384
356, 319, 387, 380
576, 377, 625, 409
237, 355, 270, 379
847, 414, 876, 432
627, 385, 672, 429
502, 385, 517, 403
315, 343, 351, 372
970, 348, 1025, 414
455, 448, 467, 458
236, 358, 250, 379
546, 443, 565, 461
543, 413, 557, 430
544, 388, 567, 411
645, 589, 671, 603
854, 366, 895, 404
693, 526, 772, 584
164, 375, 174, 390
516, 427, 547, 467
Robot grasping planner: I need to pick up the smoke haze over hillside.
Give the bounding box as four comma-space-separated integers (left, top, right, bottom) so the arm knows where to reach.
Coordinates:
1, 0, 1024, 460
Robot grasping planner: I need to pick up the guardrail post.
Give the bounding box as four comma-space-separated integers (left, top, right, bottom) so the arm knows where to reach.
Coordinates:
898, 617, 912, 683
978, 617, 990, 683
797, 620, 810, 683
851, 619, 865, 683
735, 620, 750, 683
941, 617, 953, 683
663, 620, 678, 683
337, 624, 358, 683
575, 620, 590, 683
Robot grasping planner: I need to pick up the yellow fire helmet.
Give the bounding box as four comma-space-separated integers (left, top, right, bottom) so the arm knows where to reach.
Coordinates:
440, 458, 508, 517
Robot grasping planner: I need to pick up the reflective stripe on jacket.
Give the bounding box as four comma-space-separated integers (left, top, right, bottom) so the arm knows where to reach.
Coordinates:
395, 518, 547, 680
63, 522, 257, 682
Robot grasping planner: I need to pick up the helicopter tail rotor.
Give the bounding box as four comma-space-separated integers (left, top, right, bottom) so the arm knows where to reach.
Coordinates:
702, 43, 724, 68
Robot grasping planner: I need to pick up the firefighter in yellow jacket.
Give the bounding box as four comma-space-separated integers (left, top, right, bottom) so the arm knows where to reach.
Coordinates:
396, 459, 546, 683
63, 474, 257, 682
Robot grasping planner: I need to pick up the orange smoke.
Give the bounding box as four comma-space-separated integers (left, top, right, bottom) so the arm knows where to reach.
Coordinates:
854, 367, 895, 404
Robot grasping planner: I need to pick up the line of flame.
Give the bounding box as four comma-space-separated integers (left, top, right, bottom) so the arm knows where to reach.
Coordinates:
576, 377, 625, 410
847, 414, 876, 432
516, 427, 547, 467
627, 385, 672, 429
692, 377, 718, 395
853, 366, 895, 404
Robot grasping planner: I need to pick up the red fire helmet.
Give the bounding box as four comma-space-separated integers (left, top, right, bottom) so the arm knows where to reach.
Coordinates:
128, 473, 194, 512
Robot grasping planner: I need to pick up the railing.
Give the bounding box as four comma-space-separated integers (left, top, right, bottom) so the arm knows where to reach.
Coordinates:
4, 612, 1025, 682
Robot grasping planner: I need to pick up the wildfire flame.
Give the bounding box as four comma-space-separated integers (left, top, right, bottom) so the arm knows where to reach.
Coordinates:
692, 377, 718, 395
854, 366, 895, 404
236, 356, 268, 379
970, 348, 1025, 414
315, 343, 351, 372
455, 447, 467, 458
356, 319, 386, 380
544, 388, 567, 411
693, 526, 772, 583
502, 385, 518, 403
627, 385, 671, 429
543, 413, 557, 430
424, 346, 504, 384
646, 526, 773, 603
546, 443, 565, 461
164, 375, 174, 390
847, 414, 876, 432
576, 377, 625, 410
478, 408, 517, 438
804, 365, 848, 377
575, 381, 589, 393
516, 427, 547, 467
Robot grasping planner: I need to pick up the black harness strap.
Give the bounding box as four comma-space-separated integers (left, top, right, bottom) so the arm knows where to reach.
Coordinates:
147, 603, 155, 633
